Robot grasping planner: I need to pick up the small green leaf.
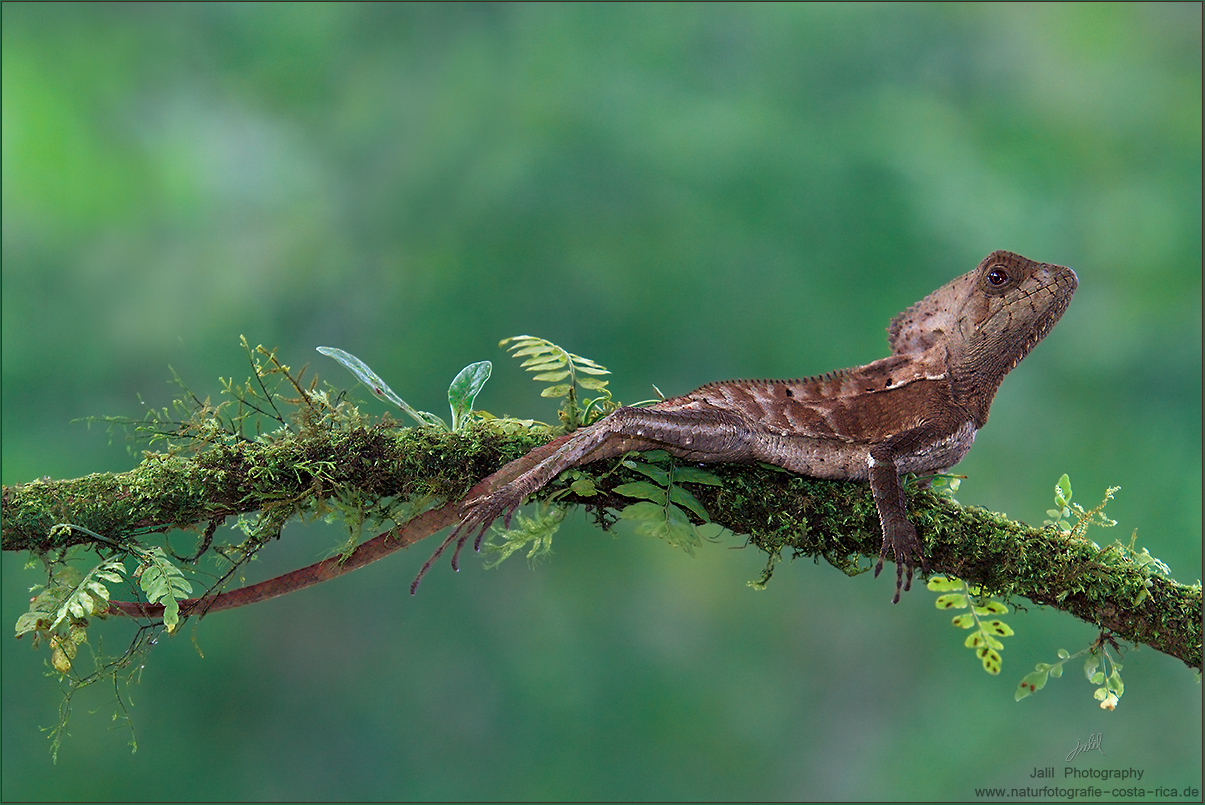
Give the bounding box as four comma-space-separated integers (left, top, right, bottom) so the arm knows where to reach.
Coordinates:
575, 376, 610, 390
626, 462, 670, 486
618, 501, 666, 521
983, 620, 1014, 636
613, 482, 668, 504
978, 648, 1002, 675
15, 611, 50, 638
318, 346, 447, 429
569, 478, 598, 496
950, 613, 974, 629
531, 370, 571, 382
509, 346, 554, 358
968, 632, 1003, 650
668, 486, 709, 521
163, 597, 181, 633
935, 593, 969, 609
447, 360, 492, 432
926, 575, 963, 592
1016, 669, 1049, 700
672, 466, 724, 486
540, 385, 572, 398
137, 547, 193, 633
55, 566, 83, 588
639, 505, 701, 553
85, 581, 111, 603
1055, 473, 1072, 507
521, 358, 566, 371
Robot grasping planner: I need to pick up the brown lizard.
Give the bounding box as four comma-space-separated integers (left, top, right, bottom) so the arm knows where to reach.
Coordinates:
109, 249, 1076, 618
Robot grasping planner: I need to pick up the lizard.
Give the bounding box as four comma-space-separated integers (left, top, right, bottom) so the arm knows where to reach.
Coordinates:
108, 249, 1076, 618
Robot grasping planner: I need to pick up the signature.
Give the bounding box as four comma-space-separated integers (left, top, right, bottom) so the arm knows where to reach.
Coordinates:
1067, 732, 1107, 761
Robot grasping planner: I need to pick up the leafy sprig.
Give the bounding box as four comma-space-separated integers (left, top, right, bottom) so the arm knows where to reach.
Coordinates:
132, 547, 195, 633
15, 526, 194, 722
1016, 633, 1126, 709
1012, 475, 1160, 708
16, 555, 125, 673
1045, 475, 1174, 608
482, 505, 567, 568
613, 450, 725, 554
1044, 472, 1118, 539
317, 346, 490, 432
928, 575, 1014, 675
480, 471, 598, 568
16, 525, 198, 653
500, 335, 615, 430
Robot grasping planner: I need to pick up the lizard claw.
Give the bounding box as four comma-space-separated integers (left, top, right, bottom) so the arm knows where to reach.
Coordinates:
408, 488, 526, 595
873, 522, 927, 604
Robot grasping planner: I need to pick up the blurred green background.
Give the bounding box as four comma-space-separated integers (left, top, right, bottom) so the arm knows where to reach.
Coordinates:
3, 3, 1200, 801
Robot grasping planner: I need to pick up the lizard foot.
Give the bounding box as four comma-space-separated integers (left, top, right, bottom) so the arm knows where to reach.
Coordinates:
872, 522, 929, 604
409, 488, 526, 594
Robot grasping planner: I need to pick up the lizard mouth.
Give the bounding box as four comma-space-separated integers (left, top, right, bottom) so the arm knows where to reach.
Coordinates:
1022, 267, 1078, 355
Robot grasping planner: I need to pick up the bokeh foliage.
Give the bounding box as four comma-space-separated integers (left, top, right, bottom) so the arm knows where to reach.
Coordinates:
3, 4, 1199, 800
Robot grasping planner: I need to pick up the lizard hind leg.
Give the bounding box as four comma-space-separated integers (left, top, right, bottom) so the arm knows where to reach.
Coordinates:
407, 424, 620, 595
409, 404, 755, 594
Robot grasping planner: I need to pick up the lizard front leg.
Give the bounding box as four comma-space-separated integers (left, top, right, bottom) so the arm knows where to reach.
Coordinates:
412, 403, 757, 591
868, 428, 934, 603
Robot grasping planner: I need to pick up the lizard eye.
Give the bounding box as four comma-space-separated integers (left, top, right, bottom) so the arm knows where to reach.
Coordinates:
987, 266, 1010, 286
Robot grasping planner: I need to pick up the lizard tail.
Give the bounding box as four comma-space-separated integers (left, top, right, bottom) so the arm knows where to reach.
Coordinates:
107, 497, 464, 620
109, 434, 578, 619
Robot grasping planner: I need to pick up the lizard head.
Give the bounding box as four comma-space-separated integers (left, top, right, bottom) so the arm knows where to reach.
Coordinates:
889, 250, 1078, 424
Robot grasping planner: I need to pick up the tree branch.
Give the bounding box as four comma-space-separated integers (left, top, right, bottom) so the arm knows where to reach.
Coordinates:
3, 427, 1199, 670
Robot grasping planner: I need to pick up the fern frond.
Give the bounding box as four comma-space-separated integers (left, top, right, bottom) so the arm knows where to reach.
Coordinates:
500, 335, 614, 429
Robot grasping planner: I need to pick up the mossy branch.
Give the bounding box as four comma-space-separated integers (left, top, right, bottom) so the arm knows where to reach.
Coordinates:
0, 427, 543, 556
2, 426, 1200, 670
